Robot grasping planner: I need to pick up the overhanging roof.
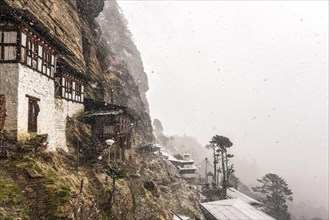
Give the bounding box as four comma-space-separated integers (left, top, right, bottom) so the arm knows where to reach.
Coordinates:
178, 165, 197, 171
180, 160, 195, 165
80, 109, 124, 118
84, 98, 127, 112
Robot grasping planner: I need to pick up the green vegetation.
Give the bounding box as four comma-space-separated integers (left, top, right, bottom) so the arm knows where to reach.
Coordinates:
104, 162, 127, 211
1, 154, 75, 219
57, 184, 72, 198
0, 180, 23, 206
0, 178, 29, 220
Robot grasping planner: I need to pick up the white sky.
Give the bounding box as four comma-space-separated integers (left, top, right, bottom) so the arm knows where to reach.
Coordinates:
118, 0, 328, 208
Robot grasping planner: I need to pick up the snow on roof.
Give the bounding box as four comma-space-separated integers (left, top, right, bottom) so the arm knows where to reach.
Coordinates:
172, 215, 191, 220
177, 165, 197, 171
154, 143, 164, 149
161, 151, 181, 163
171, 211, 192, 220
201, 199, 276, 220
227, 188, 262, 206
161, 150, 195, 165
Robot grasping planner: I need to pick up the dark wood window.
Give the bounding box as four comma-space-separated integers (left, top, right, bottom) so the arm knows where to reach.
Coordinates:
42, 47, 55, 78
75, 83, 81, 96
65, 78, 72, 93
20, 31, 27, 63
74, 82, 83, 102
0, 27, 18, 62
21, 28, 57, 78
27, 97, 40, 133
26, 37, 38, 69
116, 115, 130, 134
1, 23, 57, 78
37, 44, 43, 72
57, 73, 84, 103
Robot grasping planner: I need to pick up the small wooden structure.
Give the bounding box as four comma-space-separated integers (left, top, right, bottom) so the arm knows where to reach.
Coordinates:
82, 99, 133, 161
178, 153, 197, 179
162, 151, 197, 180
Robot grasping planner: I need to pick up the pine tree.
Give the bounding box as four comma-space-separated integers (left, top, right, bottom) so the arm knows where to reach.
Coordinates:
104, 162, 127, 211
209, 135, 233, 198
252, 173, 293, 220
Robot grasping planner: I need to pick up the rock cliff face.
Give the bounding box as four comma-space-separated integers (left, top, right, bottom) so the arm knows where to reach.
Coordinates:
3, 0, 153, 144
4, 0, 86, 73
97, 0, 150, 114
1, 0, 204, 219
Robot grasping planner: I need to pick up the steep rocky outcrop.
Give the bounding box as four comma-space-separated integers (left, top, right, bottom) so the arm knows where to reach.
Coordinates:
1, 0, 203, 219
77, 0, 105, 21
97, 0, 150, 113
4, 0, 86, 73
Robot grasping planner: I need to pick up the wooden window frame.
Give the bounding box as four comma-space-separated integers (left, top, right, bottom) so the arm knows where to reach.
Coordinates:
116, 115, 130, 134
26, 35, 38, 69
75, 83, 81, 96
65, 77, 72, 93
57, 73, 84, 103
0, 23, 57, 78
0, 26, 19, 62
42, 47, 53, 77
20, 31, 27, 63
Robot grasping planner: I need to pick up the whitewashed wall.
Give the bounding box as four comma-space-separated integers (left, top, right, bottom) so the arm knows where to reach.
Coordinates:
1, 63, 84, 151
17, 64, 57, 150
0, 64, 19, 134
54, 98, 84, 151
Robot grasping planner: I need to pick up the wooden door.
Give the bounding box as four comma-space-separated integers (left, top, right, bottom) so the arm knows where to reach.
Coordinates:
28, 98, 39, 132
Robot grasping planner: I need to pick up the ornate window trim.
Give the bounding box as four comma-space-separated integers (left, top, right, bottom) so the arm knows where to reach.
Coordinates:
0, 22, 57, 78
56, 72, 84, 103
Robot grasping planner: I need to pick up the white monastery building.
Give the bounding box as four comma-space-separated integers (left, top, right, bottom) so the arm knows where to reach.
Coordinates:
0, 16, 84, 151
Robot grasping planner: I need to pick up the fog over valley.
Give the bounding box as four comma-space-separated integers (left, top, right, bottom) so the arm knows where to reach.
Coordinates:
118, 0, 328, 217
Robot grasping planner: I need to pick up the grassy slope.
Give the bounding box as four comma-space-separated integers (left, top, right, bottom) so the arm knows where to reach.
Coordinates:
0, 149, 203, 220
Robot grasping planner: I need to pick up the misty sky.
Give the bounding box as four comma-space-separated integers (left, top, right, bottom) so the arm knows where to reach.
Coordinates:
118, 1, 328, 208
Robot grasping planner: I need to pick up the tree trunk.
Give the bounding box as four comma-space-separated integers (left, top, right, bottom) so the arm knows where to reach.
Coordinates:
213, 148, 217, 188
224, 150, 229, 197
205, 158, 208, 184
109, 178, 116, 212
112, 178, 116, 203
221, 150, 226, 199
